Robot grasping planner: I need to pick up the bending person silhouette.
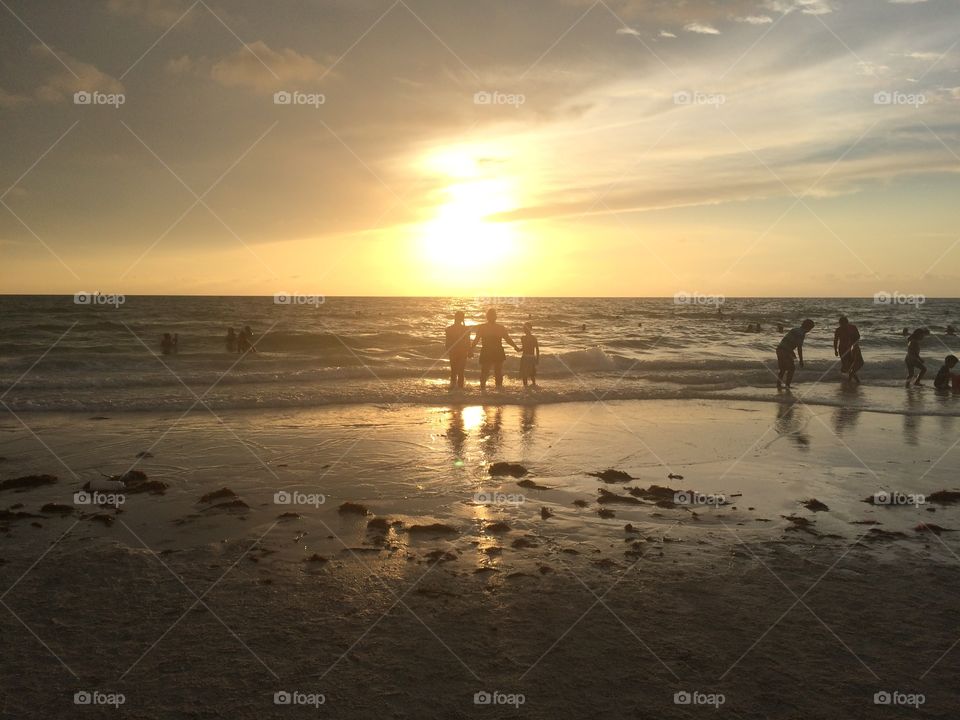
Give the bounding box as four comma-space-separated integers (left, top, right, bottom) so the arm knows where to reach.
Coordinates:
471, 308, 519, 391
445, 311, 473, 389
776, 319, 815, 390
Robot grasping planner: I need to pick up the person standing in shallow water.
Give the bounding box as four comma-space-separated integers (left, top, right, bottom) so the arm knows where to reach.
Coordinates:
776, 319, 815, 390
905, 328, 929, 386
833, 316, 863, 383
444, 311, 473, 389
471, 308, 519, 391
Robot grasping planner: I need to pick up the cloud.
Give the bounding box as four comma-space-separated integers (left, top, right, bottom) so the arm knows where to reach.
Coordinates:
764, 0, 833, 15
172, 41, 332, 92
105, 0, 195, 27
659, 30, 677, 38
1, 45, 124, 108
736, 15, 774, 25
615, 26, 641, 36
684, 22, 720, 35
888, 0, 928, 4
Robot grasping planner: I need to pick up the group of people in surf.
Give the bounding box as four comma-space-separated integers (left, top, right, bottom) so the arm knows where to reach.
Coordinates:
775, 317, 959, 391
225, 326, 256, 354
445, 308, 540, 391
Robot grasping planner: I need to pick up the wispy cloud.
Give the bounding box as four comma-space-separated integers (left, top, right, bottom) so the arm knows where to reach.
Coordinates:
684, 22, 720, 35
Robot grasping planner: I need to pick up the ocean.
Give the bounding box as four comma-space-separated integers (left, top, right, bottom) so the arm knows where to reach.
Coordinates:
1, 295, 958, 414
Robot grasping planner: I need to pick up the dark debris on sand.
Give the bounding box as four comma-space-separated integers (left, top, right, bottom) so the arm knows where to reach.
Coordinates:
597, 488, 642, 505
928, 490, 960, 505
489, 462, 528, 478
511, 536, 539, 549
424, 549, 458, 564
338, 502, 370, 515
99, 470, 167, 495
0, 474, 58, 493
861, 528, 908, 542
517, 478, 550, 490
407, 523, 459, 536
597, 508, 616, 519
199, 487, 239, 504
802, 498, 830, 512
40, 503, 73, 516
588, 469, 634, 483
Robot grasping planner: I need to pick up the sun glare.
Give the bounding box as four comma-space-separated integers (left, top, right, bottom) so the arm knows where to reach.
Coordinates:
418, 144, 521, 269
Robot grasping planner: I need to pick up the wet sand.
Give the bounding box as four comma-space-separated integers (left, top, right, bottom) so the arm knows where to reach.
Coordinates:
1, 399, 959, 718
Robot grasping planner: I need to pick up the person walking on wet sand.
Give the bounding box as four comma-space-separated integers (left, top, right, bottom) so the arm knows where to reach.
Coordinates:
776, 319, 815, 390
471, 308, 519, 391
905, 328, 929, 386
445, 311, 473, 389
833, 316, 863, 384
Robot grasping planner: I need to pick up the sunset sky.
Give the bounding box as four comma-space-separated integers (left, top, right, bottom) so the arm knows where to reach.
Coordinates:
1, 0, 958, 297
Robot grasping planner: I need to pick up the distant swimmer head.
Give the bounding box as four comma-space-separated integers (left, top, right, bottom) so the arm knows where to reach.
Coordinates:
487, 308, 497, 322
801, 319, 815, 332
946, 355, 959, 368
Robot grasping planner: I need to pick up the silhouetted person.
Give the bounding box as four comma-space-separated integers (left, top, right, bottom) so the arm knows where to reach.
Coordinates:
519, 322, 540, 388
904, 328, 930, 385
834, 316, 863, 384
776, 319, 815, 390
934, 355, 958, 391
471, 308, 519, 391
947, 325, 957, 336
444, 311, 473, 389
161, 333, 178, 356
902, 327, 910, 337
226, 327, 238, 353
905, 328, 929, 386
238, 326, 256, 354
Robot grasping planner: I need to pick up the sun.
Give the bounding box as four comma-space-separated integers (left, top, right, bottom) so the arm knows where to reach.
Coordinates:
417, 144, 521, 269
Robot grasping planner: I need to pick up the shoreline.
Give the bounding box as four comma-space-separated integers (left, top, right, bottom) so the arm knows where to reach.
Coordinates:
2, 398, 959, 718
